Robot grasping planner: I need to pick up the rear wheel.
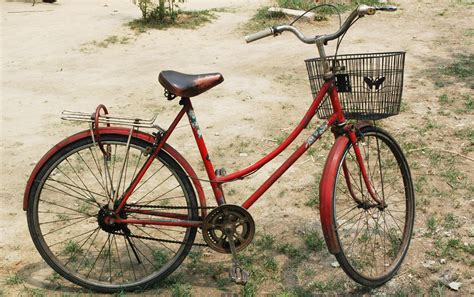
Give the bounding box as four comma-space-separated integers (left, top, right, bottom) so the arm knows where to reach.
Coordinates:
331, 126, 414, 287
27, 134, 198, 292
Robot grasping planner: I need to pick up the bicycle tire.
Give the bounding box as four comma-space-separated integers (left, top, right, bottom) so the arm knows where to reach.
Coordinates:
27, 134, 198, 293
329, 126, 414, 287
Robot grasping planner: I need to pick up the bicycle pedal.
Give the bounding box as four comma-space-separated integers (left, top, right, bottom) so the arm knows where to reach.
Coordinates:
229, 266, 249, 285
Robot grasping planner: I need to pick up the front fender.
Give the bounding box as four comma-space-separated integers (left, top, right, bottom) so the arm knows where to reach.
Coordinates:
319, 122, 374, 254
23, 128, 207, 216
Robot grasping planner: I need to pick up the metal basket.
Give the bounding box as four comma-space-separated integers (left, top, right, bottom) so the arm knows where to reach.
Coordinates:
305, 52, 405, 120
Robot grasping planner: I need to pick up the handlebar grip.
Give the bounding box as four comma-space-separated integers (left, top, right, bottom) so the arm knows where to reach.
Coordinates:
377, 6, 397, 12
245, 28, 274, 43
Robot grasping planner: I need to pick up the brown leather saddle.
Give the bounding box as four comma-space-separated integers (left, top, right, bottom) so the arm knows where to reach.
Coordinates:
158, 70, 224, 99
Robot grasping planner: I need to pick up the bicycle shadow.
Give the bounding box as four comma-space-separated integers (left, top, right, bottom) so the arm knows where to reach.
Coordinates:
16, 258, 238, 294
17, 261, 90, 294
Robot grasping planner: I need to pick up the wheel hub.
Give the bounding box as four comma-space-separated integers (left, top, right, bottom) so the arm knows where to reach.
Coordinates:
97, 206, 127, 233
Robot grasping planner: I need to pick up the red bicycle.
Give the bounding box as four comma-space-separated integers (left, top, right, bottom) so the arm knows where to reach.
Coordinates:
24, 4, 414, 293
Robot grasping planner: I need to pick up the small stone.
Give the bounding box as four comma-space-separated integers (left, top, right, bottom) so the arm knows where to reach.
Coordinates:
29, 162, 36, 166
448, 281, 462, 291
422, 260, 436, 268
239, 152, 248, 157
468, 227, 474, 237
331, 261, 340, 268
440, 259, 446, 264
214, 132, 219, 136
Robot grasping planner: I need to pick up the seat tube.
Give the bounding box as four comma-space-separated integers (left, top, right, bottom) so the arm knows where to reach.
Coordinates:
181, 98, 225, 205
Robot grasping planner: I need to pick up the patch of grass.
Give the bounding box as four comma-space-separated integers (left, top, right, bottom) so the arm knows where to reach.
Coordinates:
438, 94, 453, 105
242, 281, 258, 297
22, 288, 45, 297
414, 175, 427, 193
275, 133, 289, 145
433, 238, 464, 259
263, 255, 278, 271
129, 10, 215, 32
186, 249, 202, 271
303, 230, 325, 252
6, 273, 24, 285
443, 213, 460, 229
171, 282, 192, 297
243, 6, 285, 33
94, 35, 130, 48
64, 240, 82, 259
440, 167, 466, 187
439, 54, 474, 88
462, 94, 474, 112
276, 243, 307, 262
426, 215, 437, 235
416, 119, 440, 135
255, 233, 275, 249
153, 249, 170, 269
309, 279, 345, 292
454, 128, 474, 143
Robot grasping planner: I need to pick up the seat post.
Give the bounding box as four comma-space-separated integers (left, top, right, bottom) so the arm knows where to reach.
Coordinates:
181, 97, 226, 205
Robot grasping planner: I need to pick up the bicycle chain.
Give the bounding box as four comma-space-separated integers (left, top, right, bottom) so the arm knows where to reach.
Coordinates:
118, 204, 216, 247
125, 204, 216, 210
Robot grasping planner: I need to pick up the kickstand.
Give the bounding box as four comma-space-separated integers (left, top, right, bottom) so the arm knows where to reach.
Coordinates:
224, 228, 249, 285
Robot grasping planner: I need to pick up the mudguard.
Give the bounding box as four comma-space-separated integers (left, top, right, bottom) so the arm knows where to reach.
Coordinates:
319, 121, 372, 254
23, 127, 207, 216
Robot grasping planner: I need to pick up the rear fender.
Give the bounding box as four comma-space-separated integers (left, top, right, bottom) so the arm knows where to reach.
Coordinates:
23, 128, 207, 216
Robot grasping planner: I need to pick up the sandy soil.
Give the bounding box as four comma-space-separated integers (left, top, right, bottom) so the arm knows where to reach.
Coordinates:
1, 0, 473, 295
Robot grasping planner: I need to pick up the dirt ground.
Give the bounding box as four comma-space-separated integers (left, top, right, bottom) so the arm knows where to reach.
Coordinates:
1, 0, 473, 295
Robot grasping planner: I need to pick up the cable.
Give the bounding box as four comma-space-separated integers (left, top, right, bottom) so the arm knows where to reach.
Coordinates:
334, 16, 360, 61
289, 4, 342, 28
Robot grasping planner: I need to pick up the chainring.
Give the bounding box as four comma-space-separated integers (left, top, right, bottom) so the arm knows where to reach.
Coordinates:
202, 204, 255, 253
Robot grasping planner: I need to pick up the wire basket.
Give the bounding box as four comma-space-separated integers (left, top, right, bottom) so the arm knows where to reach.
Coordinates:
305, 52, 405, 120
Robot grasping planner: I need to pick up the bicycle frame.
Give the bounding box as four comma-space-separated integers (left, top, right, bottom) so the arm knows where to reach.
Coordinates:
111, 77, 381, 228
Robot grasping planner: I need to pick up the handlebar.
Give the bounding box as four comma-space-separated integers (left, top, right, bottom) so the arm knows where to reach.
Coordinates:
244, 5, 397, 45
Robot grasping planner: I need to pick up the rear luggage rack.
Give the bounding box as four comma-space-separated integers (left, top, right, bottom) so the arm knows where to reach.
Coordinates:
61, 110, 159, 129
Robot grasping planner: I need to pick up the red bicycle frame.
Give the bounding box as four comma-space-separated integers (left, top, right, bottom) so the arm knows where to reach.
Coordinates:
112, 79, 379, 227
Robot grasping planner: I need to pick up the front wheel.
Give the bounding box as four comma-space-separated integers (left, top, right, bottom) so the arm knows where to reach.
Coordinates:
27, 134, 198, 292
328, 126, 414, 287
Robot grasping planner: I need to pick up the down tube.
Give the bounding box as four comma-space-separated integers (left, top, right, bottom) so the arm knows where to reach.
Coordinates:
241, 115, 337, 209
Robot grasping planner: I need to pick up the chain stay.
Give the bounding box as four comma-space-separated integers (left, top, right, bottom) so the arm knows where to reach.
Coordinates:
111, 230, 209, 247
118, 204, 213, 247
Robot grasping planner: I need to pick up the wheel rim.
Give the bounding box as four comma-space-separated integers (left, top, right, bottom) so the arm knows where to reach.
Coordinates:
333, 130, 413, 280
30, 137, 195, 289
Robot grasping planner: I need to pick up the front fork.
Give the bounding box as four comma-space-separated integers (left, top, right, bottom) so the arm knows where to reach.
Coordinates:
334, 124, 385, 208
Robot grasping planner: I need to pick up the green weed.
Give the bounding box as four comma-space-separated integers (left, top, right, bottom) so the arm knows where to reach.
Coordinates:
441, 167, 465, 186
171, 282, 192, 297
309, 279, 345, 292
439, 54, 474, 88
303, 230, 325, 252
263, 255, 278, 271
426, 215, 437, 234
454, 128, 474, 143
6, 273, 24, 285
443, 213, 460, 229
438, 94, 453, 105
129, 10, 215, 32
22, 288, 45, 297
414, 176, 427, 193
255, 234, 275, 249
276, 243, 307, 262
